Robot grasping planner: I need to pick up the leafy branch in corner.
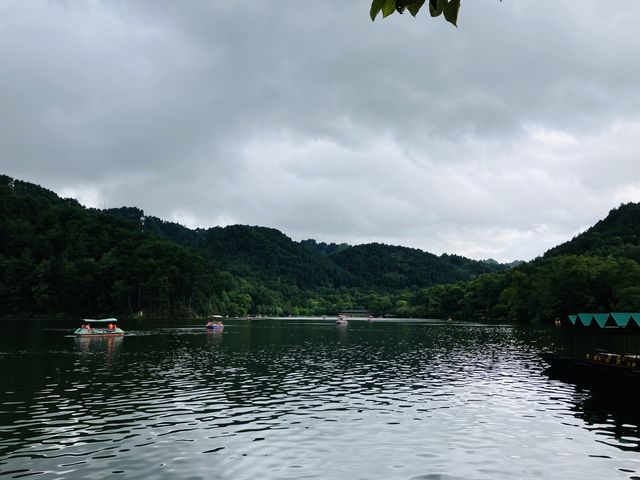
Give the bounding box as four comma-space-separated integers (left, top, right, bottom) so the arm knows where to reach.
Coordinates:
370, 0, 460, 26
371, 0, 500, 27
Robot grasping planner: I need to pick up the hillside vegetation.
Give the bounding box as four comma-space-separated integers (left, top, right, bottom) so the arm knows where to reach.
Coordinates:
0, 175, 229, 317
402, 203, 640, 322
1, 175, 509, 318
4, 174, 639, 322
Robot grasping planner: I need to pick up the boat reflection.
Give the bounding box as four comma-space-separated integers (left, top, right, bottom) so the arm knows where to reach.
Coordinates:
545, 366, 640, 452
206, 328, 223, 345
74, 334, 123, 355
574, 391, 640, 452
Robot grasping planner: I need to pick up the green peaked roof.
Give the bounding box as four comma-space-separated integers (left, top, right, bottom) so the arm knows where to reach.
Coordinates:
577, 313, 594, 327
569, 312, 640, 328
611, 313, 632, 328
592, 313, 610, 328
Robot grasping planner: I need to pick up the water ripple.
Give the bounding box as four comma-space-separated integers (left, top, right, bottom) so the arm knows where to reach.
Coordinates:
1, 321, 640, 479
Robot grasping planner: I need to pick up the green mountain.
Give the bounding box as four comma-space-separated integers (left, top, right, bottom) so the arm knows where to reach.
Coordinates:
105, 208, 508, 292
404, 203, 640, 323
105, 208, 355, 289
300, 239, 351, 256
329, 244, 507, 289
199, 225, 355, 288
545, 202, 640, 261
0, 175, 227, 317
0, 174, 527, 319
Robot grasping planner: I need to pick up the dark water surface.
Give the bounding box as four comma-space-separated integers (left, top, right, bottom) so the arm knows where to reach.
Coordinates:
2, 318, 640, 479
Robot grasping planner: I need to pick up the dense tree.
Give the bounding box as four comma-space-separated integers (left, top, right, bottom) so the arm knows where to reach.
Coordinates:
406, 251, 640, 323
4, 175, 640, 323
0, 175, 226, 317
106, 207, 507, 297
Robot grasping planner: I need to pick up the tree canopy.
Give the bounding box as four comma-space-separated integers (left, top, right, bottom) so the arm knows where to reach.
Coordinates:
1, 175, 510, 319
4, 174, 639, 323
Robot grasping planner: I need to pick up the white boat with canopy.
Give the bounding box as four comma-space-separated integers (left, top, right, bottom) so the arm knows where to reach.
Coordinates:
74, 318, 124, 336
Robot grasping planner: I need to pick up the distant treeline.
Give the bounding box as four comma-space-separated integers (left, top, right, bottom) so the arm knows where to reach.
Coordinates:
402, 202, 640, 322
107, 206, 508, 291
3, 173, 640, 321
0, 176, 229, 317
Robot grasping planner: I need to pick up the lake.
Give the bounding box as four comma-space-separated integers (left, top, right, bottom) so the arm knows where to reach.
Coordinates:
1, 318, 640, 479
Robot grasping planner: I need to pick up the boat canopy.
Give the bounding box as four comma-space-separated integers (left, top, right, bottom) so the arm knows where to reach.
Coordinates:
82, 318, 118, 323
568, 313, 640, 328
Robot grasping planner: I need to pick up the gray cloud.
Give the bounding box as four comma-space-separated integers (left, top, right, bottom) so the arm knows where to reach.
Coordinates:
2, 0, 640, 261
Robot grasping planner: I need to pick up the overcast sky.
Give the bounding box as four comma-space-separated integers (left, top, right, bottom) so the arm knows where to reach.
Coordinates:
2, 1, 640, 262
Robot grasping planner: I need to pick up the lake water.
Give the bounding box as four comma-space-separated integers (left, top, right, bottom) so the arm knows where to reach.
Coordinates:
1, 318, 640, 479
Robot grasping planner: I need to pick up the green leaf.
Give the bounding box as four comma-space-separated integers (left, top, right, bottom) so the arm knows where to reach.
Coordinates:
373, 0, 465, 25
382, 0, 396, 18
370, 0, 386, 21
443, 0, 460, 26
429, 0, 443, 17
407, 0, 425, 16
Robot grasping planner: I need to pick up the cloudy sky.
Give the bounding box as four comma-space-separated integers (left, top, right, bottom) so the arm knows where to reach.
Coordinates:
2, 1, 640, 262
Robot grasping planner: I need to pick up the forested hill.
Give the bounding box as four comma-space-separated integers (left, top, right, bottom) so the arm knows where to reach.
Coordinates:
200, 225, 354, 288
402, 203, 640, 323
106, 207, 354, 288
544, 202, 640, 260
105, 208, 508, 291
105, 206, 205, 248
4, 175, 640, 321
329, 244, 506, 289
0, 175, 228, 317
0, 174, 515, 318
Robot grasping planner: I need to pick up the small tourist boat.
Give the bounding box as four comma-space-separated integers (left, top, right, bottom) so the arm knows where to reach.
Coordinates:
74, 318, 124, 336
206, 321, 224, 330
542, 351, 640, 381
336, 315, 348, 325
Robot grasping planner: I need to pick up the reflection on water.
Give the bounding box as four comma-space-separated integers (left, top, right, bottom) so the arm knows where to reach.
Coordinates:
74, 335, 123, 355
575, 389, 640, 453
544, 366, 640, 454
206, 329, 224, 346
1, 319, 640, 479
